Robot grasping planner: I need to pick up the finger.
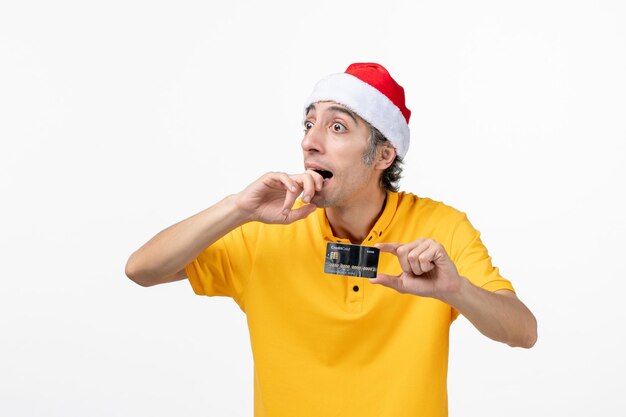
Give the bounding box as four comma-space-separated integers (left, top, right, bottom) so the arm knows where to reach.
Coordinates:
431, 241, 451, 266
284, 203, 317, 223
407, 240, 431, 275
369, 273, 404, 293
375, 242, 412, 274
274, 172, 299, 194
407, 248, 423, 275
297, 173, 317, 203
417, 242, 439, 274
395, 241, 422, 274
374, 242, 402, 255
305, 170, 325, 192
281, 186, 301, 215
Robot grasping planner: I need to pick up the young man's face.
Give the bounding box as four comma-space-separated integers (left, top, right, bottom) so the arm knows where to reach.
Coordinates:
302, 101, 383, 208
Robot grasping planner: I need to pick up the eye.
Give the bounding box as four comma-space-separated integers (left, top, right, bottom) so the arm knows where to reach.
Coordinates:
304, 121, 314, 130
332, 122, 346, 132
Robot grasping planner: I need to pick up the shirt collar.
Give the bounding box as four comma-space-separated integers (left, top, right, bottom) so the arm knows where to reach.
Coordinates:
317, 192, 399, 244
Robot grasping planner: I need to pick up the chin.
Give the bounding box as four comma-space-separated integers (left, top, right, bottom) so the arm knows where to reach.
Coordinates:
311, 194, 334, 208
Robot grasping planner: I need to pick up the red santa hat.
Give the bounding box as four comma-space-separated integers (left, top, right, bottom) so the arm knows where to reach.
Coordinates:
304, 63, 411, 158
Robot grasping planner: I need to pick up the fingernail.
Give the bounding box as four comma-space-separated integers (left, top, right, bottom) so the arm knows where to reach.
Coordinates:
303, 195, 310, 203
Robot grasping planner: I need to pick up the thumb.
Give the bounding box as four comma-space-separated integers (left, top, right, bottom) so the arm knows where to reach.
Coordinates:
369, 273, 403, 292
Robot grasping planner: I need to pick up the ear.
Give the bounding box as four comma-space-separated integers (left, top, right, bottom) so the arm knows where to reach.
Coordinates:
375, 145, 397, 170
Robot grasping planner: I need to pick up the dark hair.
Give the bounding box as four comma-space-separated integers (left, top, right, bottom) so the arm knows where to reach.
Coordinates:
362, 124, 403, 192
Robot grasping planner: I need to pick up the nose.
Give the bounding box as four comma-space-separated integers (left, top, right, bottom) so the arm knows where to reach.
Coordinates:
301, 123, 325, 154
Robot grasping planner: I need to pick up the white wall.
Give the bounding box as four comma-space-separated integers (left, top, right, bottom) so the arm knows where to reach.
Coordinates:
1, 1, 624, 415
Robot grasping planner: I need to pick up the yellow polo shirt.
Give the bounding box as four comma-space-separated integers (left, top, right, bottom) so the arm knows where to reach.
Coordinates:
185, 192, 514, 417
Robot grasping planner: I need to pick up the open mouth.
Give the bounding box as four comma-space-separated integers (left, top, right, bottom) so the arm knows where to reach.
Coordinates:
312, 169, 334, 180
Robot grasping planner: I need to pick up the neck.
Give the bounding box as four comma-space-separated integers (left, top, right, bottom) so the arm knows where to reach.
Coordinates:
325, 188, 387, 244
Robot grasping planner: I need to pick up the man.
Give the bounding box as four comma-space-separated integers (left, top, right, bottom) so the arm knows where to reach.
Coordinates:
126, 63, 537, 417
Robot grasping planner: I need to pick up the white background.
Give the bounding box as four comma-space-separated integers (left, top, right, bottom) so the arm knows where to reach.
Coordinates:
1, 1, 625, 415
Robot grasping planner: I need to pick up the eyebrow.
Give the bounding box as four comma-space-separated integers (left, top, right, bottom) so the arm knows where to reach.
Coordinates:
327, 105, 359, 124
306, 103, 359, 125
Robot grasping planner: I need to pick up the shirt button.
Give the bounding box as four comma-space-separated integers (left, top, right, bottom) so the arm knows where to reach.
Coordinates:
353, 285, 359, 292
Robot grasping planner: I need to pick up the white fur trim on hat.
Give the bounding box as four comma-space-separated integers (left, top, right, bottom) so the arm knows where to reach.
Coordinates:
304, 73, 410, 158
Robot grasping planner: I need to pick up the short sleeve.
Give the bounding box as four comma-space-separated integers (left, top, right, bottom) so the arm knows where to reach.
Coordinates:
184, 225, 254, 309
447, 214, 515, 319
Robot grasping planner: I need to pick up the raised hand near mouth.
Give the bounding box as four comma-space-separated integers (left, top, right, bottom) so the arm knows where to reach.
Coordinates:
234, 171, 325, 225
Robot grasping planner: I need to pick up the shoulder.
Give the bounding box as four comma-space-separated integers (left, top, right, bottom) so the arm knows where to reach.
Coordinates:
391, 192, 472, 244
394, 192, 485, 259
395, 191, 466, 223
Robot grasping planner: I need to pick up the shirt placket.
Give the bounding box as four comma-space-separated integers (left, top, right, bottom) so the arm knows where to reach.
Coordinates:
319, 192, 397, 314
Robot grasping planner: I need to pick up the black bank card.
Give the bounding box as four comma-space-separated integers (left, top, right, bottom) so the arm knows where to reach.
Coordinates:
324, 242, 380, 278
